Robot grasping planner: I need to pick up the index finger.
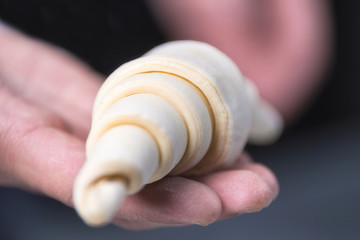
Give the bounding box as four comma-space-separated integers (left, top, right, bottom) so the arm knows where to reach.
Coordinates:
197, 153, 279, 220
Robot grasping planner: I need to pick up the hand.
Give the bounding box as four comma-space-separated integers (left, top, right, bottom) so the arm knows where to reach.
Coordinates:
148, 0, 332, 122
113, 153, 278, 230
0, 25, 278, 230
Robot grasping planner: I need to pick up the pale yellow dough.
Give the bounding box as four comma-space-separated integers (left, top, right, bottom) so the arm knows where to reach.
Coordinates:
73, 41, 283, 226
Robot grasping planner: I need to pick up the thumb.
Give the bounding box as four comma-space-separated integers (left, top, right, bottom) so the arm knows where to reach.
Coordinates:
0, 87, 84, 206
0, 23, 103, 139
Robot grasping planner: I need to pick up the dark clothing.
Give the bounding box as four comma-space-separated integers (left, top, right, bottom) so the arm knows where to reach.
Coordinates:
0, 0, 165, 74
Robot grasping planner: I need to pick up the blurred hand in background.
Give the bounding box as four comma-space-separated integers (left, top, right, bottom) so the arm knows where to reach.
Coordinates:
149, 0, 331, 122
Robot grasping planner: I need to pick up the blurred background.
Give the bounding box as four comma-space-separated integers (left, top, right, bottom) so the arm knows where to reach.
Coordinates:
0, 1, 359, 239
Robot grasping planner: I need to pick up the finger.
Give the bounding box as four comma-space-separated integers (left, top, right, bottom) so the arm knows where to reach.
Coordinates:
0, 25, 103, 138
231, 153, 279, 197
113, 177, 221, 229
113, 218, 186, 231
198, 154, 279, 220
0, 86, 85, 205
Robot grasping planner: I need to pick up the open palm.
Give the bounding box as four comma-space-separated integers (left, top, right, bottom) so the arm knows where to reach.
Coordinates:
0, 25, 278, 230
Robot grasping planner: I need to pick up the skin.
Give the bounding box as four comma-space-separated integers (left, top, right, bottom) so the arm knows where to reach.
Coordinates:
0, 0, 330, 230
148, 0, 332, 122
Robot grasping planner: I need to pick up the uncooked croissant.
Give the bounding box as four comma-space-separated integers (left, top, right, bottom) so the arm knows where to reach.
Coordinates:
73, 41, 283, 226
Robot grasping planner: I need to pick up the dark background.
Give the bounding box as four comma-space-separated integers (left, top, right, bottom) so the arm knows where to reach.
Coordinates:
0, 1, 359, 239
